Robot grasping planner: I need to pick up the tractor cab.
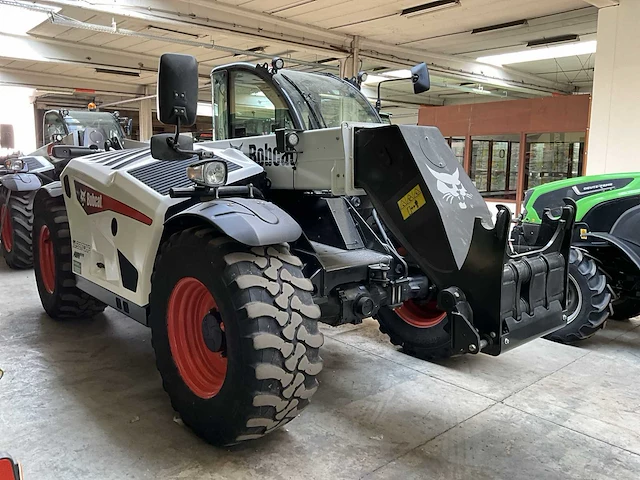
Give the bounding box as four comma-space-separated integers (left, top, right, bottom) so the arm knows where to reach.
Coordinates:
209, 61, 382, 141
43, 109, 129, 148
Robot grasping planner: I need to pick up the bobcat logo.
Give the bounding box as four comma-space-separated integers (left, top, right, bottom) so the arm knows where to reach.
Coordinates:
229, 142, 243, 150
426, 166, 472, 209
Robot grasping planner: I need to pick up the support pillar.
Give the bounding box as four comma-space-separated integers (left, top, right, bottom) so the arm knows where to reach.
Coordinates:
587, 1, 640, 174
139, 86, 153, 141
340, 35, 360, 80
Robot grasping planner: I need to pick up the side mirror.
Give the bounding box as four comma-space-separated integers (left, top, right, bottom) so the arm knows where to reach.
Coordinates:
151, 133, 196, 161
157, 53, 199, 126
411, 62, 430, 94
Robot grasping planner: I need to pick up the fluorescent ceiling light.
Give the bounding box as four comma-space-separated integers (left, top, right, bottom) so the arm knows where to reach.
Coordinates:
527, 34, 580, 48
0, 3, 59, 36
477, 40, 597, 66
401, 0, 461, 17
362, 70, 412, 85
472, 19, 528, 34
197, 102, 212, 117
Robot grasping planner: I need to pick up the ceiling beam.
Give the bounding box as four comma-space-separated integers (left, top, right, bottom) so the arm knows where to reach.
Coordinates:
40, 0, 574, 95
581, 0, 619, 7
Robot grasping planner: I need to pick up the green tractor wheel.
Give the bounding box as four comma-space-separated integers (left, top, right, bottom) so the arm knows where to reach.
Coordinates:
545, 248, 611, 343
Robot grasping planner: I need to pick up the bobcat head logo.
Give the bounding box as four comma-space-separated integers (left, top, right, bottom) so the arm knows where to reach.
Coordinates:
426, 166, 473, 209
229, 142, 243, 151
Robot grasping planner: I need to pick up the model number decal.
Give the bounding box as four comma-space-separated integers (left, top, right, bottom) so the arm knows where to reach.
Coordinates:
397, 185, 426, 220
74, 180, 153, 225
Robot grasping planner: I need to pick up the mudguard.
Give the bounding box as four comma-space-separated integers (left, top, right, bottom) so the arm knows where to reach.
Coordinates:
586, 233, 640, 272
166, 197, 302, 247
0, 173, 42, 192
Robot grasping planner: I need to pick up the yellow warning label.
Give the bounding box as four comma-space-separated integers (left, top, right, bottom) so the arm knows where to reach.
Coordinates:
397, 184, 426, 220
580, 228, 588, 239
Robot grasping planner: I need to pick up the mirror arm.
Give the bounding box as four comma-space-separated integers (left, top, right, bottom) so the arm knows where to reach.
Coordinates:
375, 77, 407, 112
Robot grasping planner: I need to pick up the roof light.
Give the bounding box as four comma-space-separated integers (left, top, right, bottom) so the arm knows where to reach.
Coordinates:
477, 40, 597, 66
401, 0, 461, 17
527, 34, 580, 48
472, 19, 528, 34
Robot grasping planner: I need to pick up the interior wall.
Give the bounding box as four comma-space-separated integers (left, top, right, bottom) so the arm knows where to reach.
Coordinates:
0, 86, 36, 154
588, 2, 640, 175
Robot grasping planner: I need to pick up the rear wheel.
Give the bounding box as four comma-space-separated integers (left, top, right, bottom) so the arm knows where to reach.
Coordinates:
150, 227, 323, 446
610, 297, 640, 320
33, 193, 106, 319
376, 299, 453, 360
1, 190, 35, 269
545, 248, 611, 343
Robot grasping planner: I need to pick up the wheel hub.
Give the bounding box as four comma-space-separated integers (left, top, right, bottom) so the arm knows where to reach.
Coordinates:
202, 311, 226, 354
395, 299, 447, 328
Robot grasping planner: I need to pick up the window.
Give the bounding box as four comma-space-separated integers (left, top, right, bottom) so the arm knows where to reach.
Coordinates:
229, 70, 293, 139
43, 111, 66, 144
524, 132, 585, 190
446, 137, 465, 164
470, 135, 520, 200
212, 71, 228, 140
278, 70, 380, 128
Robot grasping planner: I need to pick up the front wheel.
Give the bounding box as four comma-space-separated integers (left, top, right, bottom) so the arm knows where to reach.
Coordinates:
375, 299, 453, 360
545, 248, 611, 343
150, 227, 323, 446
1, 190, 35, 269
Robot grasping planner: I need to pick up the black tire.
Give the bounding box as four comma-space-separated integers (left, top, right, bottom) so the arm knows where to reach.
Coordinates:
375, 304, 453, 360
150, 227, 323, 446
545, 248, 611, 343
1, 189, 35, 269
610, 297, 640, 320
33, 193, 106, 319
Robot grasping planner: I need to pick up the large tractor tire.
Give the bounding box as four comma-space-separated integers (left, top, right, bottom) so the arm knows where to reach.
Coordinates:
610, 297, 640, 320
376, 299, 453, 360
33, 194, 106, 319
545, 248, 611, 343
1, 190, 35, 269
150, 227, 323, 446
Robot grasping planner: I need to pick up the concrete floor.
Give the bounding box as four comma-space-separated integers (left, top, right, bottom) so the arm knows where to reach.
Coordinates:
1, 262, 640, 480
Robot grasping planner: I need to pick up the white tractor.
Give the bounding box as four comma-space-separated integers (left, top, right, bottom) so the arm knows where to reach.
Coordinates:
31, 53, 575, 446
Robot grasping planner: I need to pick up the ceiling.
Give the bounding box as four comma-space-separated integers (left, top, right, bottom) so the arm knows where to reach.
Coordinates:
0, 0, 603, 123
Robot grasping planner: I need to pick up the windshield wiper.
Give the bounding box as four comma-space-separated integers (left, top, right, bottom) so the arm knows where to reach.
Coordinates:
281, 73, 326, 129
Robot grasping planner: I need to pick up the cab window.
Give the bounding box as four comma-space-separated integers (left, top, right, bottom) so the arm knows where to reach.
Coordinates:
212, 70, 229, 141
229, 70, 293, 139
44, 112, 67, 144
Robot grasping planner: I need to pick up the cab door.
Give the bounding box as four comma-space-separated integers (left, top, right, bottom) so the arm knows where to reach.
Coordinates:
211, 67, 296, 189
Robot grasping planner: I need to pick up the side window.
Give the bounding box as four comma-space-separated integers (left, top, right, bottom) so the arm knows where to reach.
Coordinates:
212, 71, 229, 140
230, 70, 293, 139
43, 112, 66, 144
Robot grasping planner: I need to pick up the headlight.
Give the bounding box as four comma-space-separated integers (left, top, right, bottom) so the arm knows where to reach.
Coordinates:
4, 158, 24, 172
187, 160, 227, 187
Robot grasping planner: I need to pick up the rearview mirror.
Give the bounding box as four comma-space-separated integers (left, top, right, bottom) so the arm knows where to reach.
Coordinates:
411, 62, 430, 94
157, 53, 199, 127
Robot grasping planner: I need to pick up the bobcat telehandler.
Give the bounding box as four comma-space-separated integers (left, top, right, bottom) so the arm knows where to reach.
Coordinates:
1, 108, 143, 269
512, 173, 640, 342
32, 53, 575, 446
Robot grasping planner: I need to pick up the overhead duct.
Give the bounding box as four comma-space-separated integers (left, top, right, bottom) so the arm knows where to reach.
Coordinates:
47, 13, 339, 71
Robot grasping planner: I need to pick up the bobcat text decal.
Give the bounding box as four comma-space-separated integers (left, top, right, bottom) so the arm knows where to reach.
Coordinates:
248, 143, 296, 167
74, 181, 153, 225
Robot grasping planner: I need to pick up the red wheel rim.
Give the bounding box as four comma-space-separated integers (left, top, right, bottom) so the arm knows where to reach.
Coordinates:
1, 205, 13, 252
395, 299, 447, 328
167, 277, 227, 399
39, 225, 56, 294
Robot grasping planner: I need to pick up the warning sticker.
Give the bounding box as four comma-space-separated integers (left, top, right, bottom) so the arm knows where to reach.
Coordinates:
397, 184, 426, 220
73, 260, 82, 275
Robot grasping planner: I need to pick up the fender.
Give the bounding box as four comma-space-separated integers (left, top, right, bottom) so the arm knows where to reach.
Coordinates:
586, 232, 640, 273
166, 197, 302, 247
0, 173, 42, 192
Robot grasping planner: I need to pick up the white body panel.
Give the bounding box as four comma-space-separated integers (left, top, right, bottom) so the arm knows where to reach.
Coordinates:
199, 122, 383, 196
63, 146, 262, 308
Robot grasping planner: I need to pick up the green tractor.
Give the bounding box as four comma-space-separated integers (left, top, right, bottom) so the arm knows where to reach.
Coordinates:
512, 173, 640, 342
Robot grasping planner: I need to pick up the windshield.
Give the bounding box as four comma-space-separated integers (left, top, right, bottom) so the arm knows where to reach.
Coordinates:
278, 70, 380, 128
63, 111, 125, 146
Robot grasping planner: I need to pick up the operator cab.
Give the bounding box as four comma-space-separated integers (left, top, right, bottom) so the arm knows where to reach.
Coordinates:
209, 62, 382, 141
43, 109, 128, 148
